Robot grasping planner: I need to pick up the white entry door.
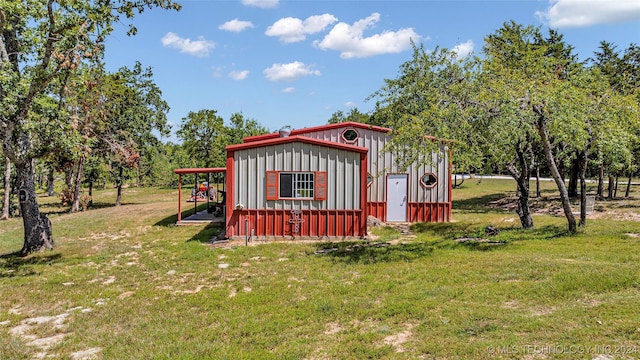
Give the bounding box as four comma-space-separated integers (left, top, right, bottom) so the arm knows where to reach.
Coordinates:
386, 174, 407, 222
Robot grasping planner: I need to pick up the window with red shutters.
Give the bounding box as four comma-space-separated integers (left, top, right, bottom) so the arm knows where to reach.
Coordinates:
266, 171, 278, 200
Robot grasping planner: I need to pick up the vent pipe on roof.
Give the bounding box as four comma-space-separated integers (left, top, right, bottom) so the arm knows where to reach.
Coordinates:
278, 126, 291, 137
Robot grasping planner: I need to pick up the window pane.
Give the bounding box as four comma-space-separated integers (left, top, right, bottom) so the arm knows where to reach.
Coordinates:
280, 173, 293, 198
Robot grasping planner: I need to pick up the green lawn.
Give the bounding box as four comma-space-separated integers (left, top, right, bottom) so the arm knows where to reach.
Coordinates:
1, 180, 639, 359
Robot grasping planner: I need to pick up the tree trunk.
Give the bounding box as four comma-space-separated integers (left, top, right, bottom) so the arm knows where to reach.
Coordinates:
71, 156, 85, 212
535, 165, 541, 198
577, 150, 588, 227
567, 155, 579, 198
453, 173, 465, 188
1, 156, 10, 220
64, 166, 74, 190
136, 160, 142, 187
88, 181, 94, 208
47, 167, 55, 197
614, 175, 619, 198
506, 143, 534, 229
625, 173, 632, 198
597, 163, 604, 199
16, 160, 54, 255
115, 166, 123, 206
535, 109, 576, 232
608, 175, 615, 199
515, 175, 533, 229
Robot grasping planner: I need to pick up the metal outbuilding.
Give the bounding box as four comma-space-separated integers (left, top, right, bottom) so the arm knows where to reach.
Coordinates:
223, 122, 451, 240
175, 122, 451, 240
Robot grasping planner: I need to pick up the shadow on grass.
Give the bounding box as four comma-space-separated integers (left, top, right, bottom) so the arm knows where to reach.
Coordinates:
494, 225, 573, 241
154, 203, 213, 227
0, 252, 62, 278
313, 241, 435, 264
412, 219, 570, 242
452, 193, 511, 213
187, 223, 224, 243
39, 201, 135, 216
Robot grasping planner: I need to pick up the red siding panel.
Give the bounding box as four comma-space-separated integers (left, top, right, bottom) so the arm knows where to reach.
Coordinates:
407, 203, 451, 223
367, 202, 386, 220
227, 209, 365, 239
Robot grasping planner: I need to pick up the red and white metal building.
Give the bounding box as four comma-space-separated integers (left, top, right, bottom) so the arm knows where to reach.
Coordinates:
222, 122, 451, 240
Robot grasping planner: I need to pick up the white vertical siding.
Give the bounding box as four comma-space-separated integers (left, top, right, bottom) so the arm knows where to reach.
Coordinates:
233, 142, 361, 211
299, 126, 449, 204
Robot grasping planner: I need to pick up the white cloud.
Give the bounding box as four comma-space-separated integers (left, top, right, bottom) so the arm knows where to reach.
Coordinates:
344, 101, 356, 108
314, 13, 420, 59
242, 0, 278, 9
263, 61, 321, 81
282, 87, 296, 93
452, 40, 474, 59
161, 32, 214, 57
229, 70, 249, 80
537, 0, 640, 28
219, 19, 254, 33
266, 14, 338, 43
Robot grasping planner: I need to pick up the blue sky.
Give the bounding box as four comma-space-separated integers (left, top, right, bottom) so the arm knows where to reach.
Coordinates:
104, 0, 640, 142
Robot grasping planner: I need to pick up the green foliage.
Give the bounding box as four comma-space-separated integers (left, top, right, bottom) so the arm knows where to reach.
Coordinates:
369, 43, 484, 172
327, 108, 372, 125
227, 112, 269, 145
176, 109, 227, 168
370, 20, 640, 232
0, 0, 180, 252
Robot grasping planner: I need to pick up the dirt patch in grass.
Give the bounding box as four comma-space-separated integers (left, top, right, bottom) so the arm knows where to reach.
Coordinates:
488, 194, 640, 221
382, 323, 414, 353
324, 322, 343, 335
6, 307, 97, 358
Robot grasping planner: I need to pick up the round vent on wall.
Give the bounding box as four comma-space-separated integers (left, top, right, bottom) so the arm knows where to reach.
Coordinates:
341, 128, 359, 143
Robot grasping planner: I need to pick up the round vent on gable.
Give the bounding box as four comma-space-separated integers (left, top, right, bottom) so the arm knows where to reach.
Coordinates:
341, 128, 359, 144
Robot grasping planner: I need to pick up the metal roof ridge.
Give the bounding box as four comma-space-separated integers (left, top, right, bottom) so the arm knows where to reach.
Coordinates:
226, 134, 369, 153
242, 122, 392, 143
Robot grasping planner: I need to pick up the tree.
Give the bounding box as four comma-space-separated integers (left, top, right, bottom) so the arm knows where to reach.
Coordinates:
177, 109, 228, 168
589, 42, 640, 202
1, 155, 10, 220
370, 23, 617, 232
481, 22, 591, 232
100, 63, 171, 206
369, 44, 485, 180
328, 108, 371, 124
0, 0, 180, 255
226, 112, 269, 145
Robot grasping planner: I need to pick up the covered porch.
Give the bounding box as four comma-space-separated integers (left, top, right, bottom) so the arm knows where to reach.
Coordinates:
174, 167, 227, 226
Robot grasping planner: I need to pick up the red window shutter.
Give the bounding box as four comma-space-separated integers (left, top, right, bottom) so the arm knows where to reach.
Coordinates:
315, 171, 327, 200
266, 171, 278, 200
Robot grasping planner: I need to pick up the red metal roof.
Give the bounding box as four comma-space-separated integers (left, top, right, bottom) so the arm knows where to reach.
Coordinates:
242, 121, 392, 143
226, 134, 369, 153
173, 167, 226, 174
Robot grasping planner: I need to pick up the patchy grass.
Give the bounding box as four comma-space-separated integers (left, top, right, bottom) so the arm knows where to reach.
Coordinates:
1, 181, 640, 359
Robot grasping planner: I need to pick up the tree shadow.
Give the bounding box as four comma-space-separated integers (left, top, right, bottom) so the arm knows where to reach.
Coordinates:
410, 222, 477, 236
495, 225, 572, 241
38, 201, 124, 216
0, 251, 63, 278
312, 241, 435, 264
452, 193, 512, 213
